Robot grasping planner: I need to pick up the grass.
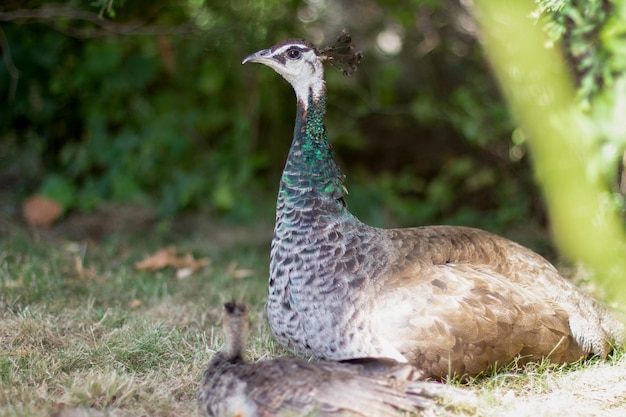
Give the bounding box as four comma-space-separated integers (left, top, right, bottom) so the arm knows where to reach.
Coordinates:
0, 218, 282, 417
1, 215, 625, 416
471, 351, 626, 416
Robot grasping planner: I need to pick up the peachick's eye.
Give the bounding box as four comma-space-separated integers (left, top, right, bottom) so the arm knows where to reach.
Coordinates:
286, 48, 302, 60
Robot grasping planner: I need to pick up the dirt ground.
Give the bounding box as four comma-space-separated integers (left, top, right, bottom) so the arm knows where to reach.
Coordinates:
476, 355, 626, 416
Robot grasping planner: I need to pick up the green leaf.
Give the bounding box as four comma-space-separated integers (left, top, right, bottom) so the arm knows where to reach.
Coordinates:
39, 174, 77, 210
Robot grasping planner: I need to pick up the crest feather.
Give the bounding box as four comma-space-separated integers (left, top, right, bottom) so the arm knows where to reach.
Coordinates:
320, 29, 363, 76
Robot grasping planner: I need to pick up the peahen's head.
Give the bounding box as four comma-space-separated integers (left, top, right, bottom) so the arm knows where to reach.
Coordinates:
243, 39, 325, 102
243, 31, 362, 104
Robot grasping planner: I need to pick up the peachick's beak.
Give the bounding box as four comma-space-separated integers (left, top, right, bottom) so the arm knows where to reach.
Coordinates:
242, 49, 272, 65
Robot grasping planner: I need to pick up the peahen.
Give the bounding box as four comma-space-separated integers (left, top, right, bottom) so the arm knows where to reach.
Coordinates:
242, 31, 624, 379
198, 302, 473, 417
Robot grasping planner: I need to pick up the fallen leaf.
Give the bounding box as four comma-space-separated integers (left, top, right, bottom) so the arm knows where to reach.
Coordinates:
134, 246, 210, 275
172, 253, 210, 270
129, 299, 142, 309
22, 194, 63, 228
226, 261, 255, 279
134, 246, 177, 271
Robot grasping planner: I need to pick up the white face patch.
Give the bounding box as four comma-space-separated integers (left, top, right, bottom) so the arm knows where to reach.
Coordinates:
248, 42, 327, 107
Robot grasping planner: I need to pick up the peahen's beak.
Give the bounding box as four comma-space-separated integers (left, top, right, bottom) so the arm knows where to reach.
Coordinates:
242, 49, 272, 65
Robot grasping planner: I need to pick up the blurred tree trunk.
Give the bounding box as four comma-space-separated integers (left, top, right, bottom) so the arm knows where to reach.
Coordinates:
472, 0, 626, 312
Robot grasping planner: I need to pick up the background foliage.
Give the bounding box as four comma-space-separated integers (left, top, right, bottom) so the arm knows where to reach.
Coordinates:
1, 0, 624, 239
476, 0, 626, 304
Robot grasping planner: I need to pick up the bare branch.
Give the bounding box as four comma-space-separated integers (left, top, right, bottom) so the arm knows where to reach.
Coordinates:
0, 5, 199, 38
0, 26, 19, 102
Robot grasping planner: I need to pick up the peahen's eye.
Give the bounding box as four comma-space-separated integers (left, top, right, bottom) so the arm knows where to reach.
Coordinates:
286, 48, 302, 60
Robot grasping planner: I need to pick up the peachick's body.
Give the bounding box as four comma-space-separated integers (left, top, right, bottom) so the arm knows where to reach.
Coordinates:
198, 302, 471, 417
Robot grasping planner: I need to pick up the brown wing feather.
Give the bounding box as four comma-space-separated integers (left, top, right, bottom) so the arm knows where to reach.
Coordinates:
371, 225, 621, 378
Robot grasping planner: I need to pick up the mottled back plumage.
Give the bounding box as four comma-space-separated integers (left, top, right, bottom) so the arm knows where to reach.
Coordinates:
243, 31, 625, 380
198, 302, 473, 417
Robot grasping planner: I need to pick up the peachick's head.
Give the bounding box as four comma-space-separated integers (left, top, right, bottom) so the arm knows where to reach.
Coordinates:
221, 302, 250, 361
243, 30, 362, 103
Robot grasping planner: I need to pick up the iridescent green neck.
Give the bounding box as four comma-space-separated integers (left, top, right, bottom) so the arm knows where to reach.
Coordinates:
279, 92, 346, 206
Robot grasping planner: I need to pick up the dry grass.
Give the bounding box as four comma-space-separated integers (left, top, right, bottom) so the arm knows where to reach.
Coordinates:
1, 220, 625, 416
0, 295, 290, 417
473, 352, 626, 416
0, 302, 204, 416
